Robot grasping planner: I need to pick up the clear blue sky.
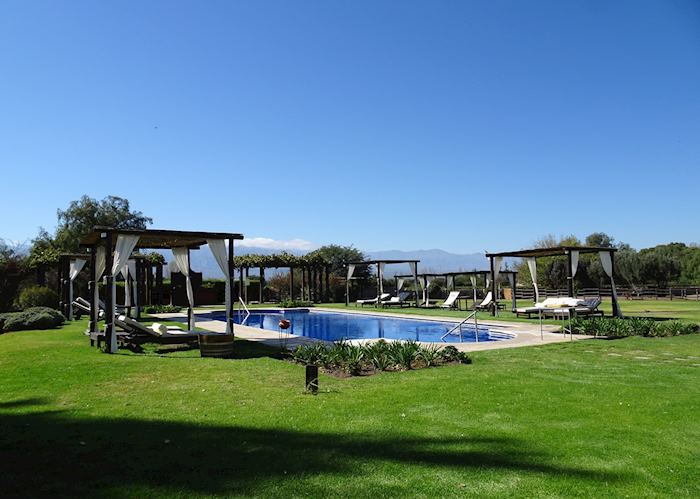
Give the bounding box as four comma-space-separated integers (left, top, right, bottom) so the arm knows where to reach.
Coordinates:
1, 0, 699, 253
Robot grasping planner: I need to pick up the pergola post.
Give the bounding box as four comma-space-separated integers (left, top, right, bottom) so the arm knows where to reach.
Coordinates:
228, 237, 236, 334
412, 264, 419, 307
186, 248, 193, 329
103, 231, 115, 353
489, 256, 497, 316
566, 250, 574, 297
375, 264, 381, 304
259, 266, 264, 304
512, 271, 518, 311
155, 263, 163, 305
239, 267, 244, 302
244, 267, 249, 304
88, 247, 97, 336
290, 267, 295, 300
611, 250, 621, 317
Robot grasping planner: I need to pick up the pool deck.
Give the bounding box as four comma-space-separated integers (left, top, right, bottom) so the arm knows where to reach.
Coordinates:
153, 306, 593, 353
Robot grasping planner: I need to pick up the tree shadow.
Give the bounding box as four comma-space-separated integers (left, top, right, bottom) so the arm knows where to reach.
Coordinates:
0, 400, 628, 497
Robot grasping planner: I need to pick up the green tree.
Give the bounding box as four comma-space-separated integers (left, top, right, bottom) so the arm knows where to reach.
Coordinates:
306, 245, 367, 277
53, 195, 152, 252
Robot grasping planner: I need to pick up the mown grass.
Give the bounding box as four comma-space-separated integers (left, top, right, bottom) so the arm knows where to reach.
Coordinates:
1, 319, 699, 497
314, 298, 700, 324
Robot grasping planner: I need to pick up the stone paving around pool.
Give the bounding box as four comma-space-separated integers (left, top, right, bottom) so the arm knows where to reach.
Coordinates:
152, 306, 593, 353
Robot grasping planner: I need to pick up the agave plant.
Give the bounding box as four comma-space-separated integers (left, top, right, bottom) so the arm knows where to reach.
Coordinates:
344, 345, 366, 375
417, 344, 443, 367
389, 340, 419, 370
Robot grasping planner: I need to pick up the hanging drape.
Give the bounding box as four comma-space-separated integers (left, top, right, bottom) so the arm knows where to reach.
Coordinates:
346, 264, 355, 281
93, 246, 106, 323
570, 250, 580, 278
68, 258, 87, 320
493, 257, 503, 288
172, 247, 195, 330
599, 251, 620, 314
469, 275, 478, 302
446, 275, 454, 290
108, 234, 140, 352
377, 262, 385, 295
207, 239, 232, 334
507, 273, 515, 289
526, 257, 539, 303
396, 278, 405, 291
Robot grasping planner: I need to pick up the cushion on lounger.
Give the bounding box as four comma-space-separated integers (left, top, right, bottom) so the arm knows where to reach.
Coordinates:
150, 323, 169, 335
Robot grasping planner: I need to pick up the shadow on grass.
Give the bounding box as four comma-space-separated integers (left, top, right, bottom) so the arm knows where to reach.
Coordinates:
1, 399, 627, 497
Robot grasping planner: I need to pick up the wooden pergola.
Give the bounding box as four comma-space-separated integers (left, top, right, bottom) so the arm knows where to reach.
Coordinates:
485, 245, 620, 317
345, 259, 420, 306
394, 269, 518, 309
234, 256, 331, 304
81, 227, 243, 353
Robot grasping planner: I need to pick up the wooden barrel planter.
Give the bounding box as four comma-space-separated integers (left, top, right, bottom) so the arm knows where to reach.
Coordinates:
198, 332, 234, 358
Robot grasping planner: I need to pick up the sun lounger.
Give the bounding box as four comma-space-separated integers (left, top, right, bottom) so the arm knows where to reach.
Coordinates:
516, 297, 603, 319
438, 291, 461, 310
474, 291, 505, 311
356, 293, 391, 307
115, 315, 199, 345
72, 297, 105, 319
382, 292, 412, 308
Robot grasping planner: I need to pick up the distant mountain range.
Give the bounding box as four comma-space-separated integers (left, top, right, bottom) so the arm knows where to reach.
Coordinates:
182, 247, 488, 278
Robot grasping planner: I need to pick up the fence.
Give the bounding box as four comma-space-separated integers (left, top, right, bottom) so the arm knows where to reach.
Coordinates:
513, 286, 700, 301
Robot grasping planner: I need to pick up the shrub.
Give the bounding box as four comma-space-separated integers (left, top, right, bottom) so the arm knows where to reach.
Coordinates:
569, 317, 700, 338
388, 340, 420, 370
417, 344, 442, 367
279, 299, 313, 308
18, 286, 59, 310
0, 307, 65, 333
142, 304, 182, 314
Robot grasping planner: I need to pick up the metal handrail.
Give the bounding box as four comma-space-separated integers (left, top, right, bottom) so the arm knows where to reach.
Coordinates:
238, 297, 251, 324
441, 311, 480, 343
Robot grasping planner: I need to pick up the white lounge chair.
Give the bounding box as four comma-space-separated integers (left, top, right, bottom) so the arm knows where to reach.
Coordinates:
474, 291, 504, 311
438, 291, 461, 310
356, 293, 391, 307
72, 297, 105, 319
115, 315, 199, 345
382, 292, 412, 308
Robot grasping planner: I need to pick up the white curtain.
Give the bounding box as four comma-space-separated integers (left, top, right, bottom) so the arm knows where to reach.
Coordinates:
493, 257, 503, 288
526, 257, 539, 303
207, 239, 232, 334
396, 278, 405, 291
93, 246, 106, 327
377, 262, 385, 295
172, 247, 195, 330
68, 258, 87, 320
346, 264, 355, 281
570, 250, 580, 278
446, 275, 454, 290
599, 251, 620, 315
107, 234, 140, 352
469, 275, 477, 302
507, 273, 515, 289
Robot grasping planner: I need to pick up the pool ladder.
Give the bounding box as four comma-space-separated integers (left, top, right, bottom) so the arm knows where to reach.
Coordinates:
441, 311, 480, 343
237, 297, 251, 325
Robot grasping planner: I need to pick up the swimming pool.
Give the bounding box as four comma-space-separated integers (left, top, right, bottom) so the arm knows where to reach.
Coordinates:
215, 309, 513, 343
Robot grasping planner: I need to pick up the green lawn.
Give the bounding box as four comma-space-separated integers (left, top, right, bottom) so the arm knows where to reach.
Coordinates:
313, 298, 700, 324
1, 319, 699, 497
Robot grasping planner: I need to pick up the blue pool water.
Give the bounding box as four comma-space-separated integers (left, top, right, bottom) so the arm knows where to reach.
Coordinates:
213, 309, 512, 343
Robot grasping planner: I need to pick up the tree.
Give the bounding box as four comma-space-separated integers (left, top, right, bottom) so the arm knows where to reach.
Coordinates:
0, 239, 30, 312
52, 195, 152, 252
306, 245, 367, 277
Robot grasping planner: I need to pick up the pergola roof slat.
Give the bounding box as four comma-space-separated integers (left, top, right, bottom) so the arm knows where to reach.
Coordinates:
485, 245, 616, 259
80, 226, 244, 249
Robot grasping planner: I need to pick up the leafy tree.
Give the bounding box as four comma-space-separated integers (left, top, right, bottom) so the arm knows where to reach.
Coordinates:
52, 195, 152, 252
306, 245, 368, 277
0, 239, 30, 312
